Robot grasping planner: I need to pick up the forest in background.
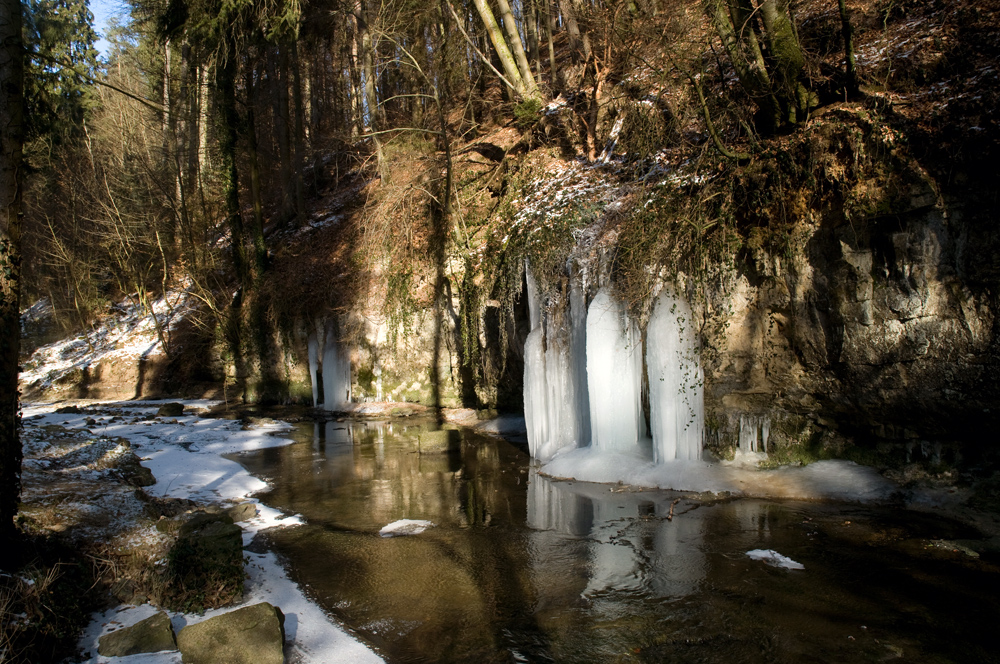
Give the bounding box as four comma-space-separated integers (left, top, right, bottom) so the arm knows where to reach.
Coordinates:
10, 0, 1000, 489
2, 1, 1000, 657
19, 0, 885, 369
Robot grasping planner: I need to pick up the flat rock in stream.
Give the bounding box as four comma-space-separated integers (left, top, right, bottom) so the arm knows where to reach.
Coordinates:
98, 611, 176, 657
176, 602, 285, 664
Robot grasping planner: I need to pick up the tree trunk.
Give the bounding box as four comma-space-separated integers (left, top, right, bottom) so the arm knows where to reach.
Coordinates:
0, 0, 23, 545
838, 0, 858, 98
216, 55, 247, 287
268, 47, 293, 221
544, 0, 558, 88
351, 0, 378, 131
245, 67, 266, 277
495, 0, 538, 97
525, 0, 540, 79
291, 38, 306, 226
758, 0, 810, 123
557, 0, 585, 63
471, 0, 535, 100
705, 0, 781, 132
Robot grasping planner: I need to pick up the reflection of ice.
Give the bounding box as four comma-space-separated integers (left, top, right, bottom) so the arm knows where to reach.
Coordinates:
649, 511, 705, 598
527, 470, 706, 601
527, 467, 593, 536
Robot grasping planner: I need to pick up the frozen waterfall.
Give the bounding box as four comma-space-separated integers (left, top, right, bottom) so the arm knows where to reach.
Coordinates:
647, 290, 704, 462
586, 288, 645, 454
523, 279, 705, 466
523, 267, 591, 461
320, 320, 352, 411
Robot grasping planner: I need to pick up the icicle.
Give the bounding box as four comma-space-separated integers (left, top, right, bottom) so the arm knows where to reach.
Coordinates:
523, 265, 587, 462
322, 320, 351, 411
738, 415, 770, 454
647, 289, 704, 462
586, 288, 644, 454
569, 265, 591, 449
307, 324, 321, 408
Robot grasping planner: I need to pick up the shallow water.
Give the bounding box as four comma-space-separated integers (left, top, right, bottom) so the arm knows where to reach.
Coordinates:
235, 419, 1000, 663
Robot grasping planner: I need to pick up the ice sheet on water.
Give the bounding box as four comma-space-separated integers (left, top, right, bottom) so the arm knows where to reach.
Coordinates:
746, 549, 804, 570
379, 519, 436, 538
541, 447, 897, 502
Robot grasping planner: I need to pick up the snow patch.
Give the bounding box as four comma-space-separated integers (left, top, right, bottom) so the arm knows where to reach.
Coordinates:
379, 519, 436, 538
746, 549, 805, 570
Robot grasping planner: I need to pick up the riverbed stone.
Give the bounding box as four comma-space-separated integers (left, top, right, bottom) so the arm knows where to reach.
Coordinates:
176, 602, 285, 664
156, 402, 185, 417
226, 501, 259, 522
98, 611, 176, 657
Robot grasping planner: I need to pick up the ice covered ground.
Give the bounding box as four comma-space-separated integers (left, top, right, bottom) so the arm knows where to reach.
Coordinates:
20, 400, 382, 664
541, 447, 897, 502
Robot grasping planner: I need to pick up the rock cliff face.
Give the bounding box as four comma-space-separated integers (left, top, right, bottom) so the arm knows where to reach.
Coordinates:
701, 189, 998, 465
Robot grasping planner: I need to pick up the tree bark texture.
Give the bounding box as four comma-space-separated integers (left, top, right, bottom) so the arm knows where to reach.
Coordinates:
0, 0, 23, 543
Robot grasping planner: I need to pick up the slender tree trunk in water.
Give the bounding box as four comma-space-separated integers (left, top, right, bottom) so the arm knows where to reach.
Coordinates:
0, 0, 23, 546
430, 93, 453, 426
291, 38, 306, 226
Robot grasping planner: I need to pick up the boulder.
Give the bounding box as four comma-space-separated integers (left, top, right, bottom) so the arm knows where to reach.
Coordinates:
226, 501, 259, 523
168, 512, 245, 609
156, 402, 185, 417
177, 602, 285, 664
98, 611, 176, 657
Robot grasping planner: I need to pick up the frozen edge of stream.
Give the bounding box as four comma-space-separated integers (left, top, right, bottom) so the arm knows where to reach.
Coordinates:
21, 400, 383, 664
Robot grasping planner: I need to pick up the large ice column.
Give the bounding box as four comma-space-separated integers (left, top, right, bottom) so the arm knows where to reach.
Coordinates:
322, 320, 352, 411
568, 270, 591, 449
307, 321, 322, 407
523, 266, 590, 461
586, 288, 645, 454
647, 290, 704, 462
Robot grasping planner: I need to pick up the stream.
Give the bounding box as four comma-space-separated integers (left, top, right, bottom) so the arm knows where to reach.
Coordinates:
233, 418, 1000, 663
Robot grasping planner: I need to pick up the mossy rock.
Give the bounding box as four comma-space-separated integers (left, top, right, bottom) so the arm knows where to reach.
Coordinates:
167, 513, 244, 612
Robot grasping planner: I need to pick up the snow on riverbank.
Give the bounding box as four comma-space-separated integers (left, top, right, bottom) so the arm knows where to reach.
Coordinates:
20, 291, 196, 394
20, 400, 382, 664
